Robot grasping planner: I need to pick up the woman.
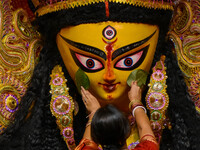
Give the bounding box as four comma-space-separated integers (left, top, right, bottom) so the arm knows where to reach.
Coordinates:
76, 81, 158, 150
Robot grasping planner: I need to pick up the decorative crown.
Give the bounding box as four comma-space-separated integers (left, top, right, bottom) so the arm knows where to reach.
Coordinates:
32, 0, 174, 17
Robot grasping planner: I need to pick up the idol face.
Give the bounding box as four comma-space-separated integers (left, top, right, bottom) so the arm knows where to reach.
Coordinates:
56, 21, 159, 104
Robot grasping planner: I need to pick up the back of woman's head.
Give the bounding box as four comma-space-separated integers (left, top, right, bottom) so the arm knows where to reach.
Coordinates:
91, 104, 130, 150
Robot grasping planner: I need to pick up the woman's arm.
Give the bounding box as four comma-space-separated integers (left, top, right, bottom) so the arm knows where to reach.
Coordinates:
128, 81, 157, 143
81, 86, 101, 140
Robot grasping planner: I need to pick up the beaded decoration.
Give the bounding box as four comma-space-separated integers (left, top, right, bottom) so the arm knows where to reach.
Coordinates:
0, 0, 42, 134
145, 55, 171, 143
188, 72, 200, 114
168, 0, 200, 113
49, 65, 76, 150
31, 0, 174, 17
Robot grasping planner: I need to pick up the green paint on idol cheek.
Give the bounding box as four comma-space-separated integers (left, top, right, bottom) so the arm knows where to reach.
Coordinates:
127, 69, 148, 88
75, 68, 90, 93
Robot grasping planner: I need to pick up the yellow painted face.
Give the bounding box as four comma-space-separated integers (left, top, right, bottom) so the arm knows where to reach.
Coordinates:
56, 21, 159, 105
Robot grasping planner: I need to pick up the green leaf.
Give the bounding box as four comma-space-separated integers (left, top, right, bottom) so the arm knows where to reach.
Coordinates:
75, 68, 90, 93
127, 69, 148, 88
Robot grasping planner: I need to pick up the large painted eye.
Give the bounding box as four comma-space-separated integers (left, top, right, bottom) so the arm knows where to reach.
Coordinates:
72, 53, 104, 72
114, 46, 148, 70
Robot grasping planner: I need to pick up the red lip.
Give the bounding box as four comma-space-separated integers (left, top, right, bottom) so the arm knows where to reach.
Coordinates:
98, 82, 120, 93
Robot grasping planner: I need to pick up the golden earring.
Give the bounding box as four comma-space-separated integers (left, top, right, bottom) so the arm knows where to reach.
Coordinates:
145, 55, 171, 143
49, 65, 76, 150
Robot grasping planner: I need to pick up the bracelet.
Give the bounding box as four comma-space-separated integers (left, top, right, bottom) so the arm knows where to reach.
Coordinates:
132, 105, 147, 117
128, 100, 142, 111
85, 122, 91, 128
140, 134, 157, 143
86, 111, 95, 118
130, 103, 143, 112
85, 119, 92, 128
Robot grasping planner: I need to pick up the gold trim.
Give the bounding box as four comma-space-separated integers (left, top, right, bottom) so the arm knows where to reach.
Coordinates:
33, 0, 174, 16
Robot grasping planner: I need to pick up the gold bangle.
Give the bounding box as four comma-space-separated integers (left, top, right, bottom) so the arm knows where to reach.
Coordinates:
85, 122, 91, 128
86, 119, 92, 128
128, 100, 142, 110
86, 111, 95, 118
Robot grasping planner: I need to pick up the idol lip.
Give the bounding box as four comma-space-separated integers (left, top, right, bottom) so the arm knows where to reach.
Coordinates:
98, 82, 121, 93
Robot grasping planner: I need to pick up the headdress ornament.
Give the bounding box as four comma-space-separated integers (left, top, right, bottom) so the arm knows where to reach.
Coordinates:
0, 0, 42, 133
31, 0, 175, 17
168, 0, 200, 114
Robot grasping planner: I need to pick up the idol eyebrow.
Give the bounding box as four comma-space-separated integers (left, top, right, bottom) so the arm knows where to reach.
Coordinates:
112, 30, 157, 60
60, 35, 107, 60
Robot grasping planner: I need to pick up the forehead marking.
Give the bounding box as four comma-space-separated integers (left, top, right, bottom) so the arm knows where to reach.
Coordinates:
102, 25, 117, 40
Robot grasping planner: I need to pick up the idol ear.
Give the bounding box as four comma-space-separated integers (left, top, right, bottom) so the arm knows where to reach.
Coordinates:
49, 65, 76, 149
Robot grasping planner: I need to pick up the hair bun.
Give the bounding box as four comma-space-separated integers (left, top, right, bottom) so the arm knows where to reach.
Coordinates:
102, 144, 120, 150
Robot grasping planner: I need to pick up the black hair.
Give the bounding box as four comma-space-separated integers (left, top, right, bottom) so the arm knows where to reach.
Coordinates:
0, 1, 200, 150
91, 104, 130, 150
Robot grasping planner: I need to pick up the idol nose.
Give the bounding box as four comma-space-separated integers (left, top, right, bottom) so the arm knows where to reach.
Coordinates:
103, 69, 116, 83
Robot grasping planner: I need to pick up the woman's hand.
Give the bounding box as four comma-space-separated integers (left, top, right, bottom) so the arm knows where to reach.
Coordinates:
128, 81, 142, 102
81, 86, 101, 114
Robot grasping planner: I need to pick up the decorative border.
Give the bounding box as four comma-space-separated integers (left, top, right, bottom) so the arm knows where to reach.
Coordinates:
32, 0, 174, 16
